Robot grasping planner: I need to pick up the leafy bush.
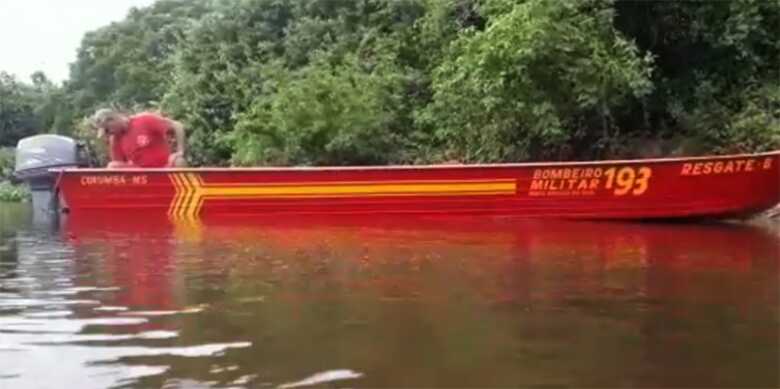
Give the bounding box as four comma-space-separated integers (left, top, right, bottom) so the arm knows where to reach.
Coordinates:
0, 148, 30, 202
0, 181, 29, 202
675, 83, 780, 155
723, 85, 780, 152
232, 55, 407, 166
0, 147, 15, 182
420, 0, 654, 162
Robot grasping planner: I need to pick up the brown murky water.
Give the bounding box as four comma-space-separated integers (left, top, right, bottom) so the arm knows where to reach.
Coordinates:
1, 203, 778, 388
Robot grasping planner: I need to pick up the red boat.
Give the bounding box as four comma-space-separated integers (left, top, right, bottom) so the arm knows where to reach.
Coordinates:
50, 150, 779, 221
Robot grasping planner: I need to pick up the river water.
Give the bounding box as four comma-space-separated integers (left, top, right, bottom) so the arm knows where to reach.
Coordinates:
0, 203, 778, 388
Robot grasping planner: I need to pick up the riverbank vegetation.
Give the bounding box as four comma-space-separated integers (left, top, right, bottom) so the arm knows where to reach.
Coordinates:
1, 0, 778, 168
0, 148, 29, 202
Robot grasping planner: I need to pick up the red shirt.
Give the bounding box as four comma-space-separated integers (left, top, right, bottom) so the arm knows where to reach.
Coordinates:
111, 113, 171, 167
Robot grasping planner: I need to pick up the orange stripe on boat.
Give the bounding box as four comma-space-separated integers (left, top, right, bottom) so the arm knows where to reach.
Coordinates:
168, 173, 517, 219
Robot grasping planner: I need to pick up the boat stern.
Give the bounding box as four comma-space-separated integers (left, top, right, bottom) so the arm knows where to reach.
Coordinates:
13, 135, 90, 214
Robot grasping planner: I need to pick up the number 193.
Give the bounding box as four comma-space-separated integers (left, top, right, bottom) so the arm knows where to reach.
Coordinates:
604, 167, 652, 195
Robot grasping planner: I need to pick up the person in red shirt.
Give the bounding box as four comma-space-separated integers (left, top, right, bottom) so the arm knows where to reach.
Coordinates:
90, 109, 187, 168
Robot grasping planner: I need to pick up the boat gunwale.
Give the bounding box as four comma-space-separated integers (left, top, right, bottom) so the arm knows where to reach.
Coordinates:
52, 150, 780, 174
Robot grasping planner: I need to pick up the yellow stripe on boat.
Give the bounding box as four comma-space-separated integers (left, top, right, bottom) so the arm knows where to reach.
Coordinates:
168, 173, 516, 220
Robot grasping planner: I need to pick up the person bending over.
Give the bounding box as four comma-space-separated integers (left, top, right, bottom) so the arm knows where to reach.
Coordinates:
90, 108, 187, 168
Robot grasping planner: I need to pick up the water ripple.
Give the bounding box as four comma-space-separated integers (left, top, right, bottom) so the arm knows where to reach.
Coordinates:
278, 369, 364, 389
25, 330, 179, 345
119, 306, 206, 317
93, 306, 129, 312
0, 317, 149, 333
23, 310, 73, 318
0, 299, 102, 309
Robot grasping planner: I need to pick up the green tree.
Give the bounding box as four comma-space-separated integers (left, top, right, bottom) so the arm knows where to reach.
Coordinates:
13, 0, 773, 167
66, 0, 214, 121
162, 0, 295, 165
614, 0, 780, 152
0, 72, 41, 147
232, 55, 407, 166
420, 0, 653, 162
163, 0, 428, 165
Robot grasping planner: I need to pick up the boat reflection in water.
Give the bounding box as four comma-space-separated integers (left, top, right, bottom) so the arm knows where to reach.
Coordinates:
0, 209, 250, 388
53, 212, 780, 388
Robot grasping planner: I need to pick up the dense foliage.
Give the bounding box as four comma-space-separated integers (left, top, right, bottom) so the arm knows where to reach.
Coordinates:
0, 180, 29, 202
0, 148, 29, 202
1, 0, 778, 166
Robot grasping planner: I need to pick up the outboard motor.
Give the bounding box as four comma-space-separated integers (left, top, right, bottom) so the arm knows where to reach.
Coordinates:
13, 134, 91, 214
